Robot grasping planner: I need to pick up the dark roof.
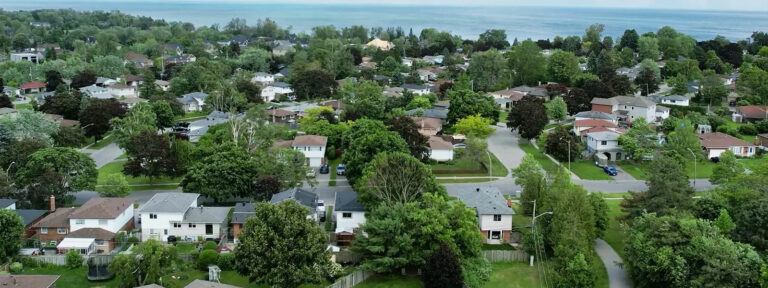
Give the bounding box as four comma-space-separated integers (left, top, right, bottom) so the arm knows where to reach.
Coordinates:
69, 197, 133, 219
454, 187, 514, 215
334, 191, 365, 212
0, 198, 16, 208
231, 203, 255, 224
32, 207, 77, 228
66, 228, 116, 240
402, 83, 429, 90
183, 207, 231, 224
14, 209, 47, 226
405, 108, 448, 119
0, 275, 60, 288
270, 188, 317, 210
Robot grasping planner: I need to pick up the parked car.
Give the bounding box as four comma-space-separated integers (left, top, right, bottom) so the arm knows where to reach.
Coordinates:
603, 166, 618, 176
316, 200, 326, 213
710, 157, 720, 163
453, 143, 467, 149
336, 164, 346, 176
306, 168, 316, 178
270, 99, 280, 103
176, 121, 190, 128
319, 164, 330, 174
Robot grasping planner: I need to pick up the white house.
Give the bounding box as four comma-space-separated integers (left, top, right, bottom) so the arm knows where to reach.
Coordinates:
251, 72, 275, 85
402, 84, 430, 95
155, 80, 170, 91
699, 132, 757, 159
139, 193, 199, 242
573, 111, 618, 124
68, 198, 134, 234
454, 187, 514, 244
178, 92, 208, 112
417, 68, 438, 82
428, 136, 454, 162
80, 85, 113, 99
108, 84, 137, 98
10, 52, 44, 63
168, 206, 231, 242
587, 131, 625, 161
275, 135, 328, 167
0, 199, 16, 210
401, 57, 415, 67
660, 95, 690, 106
591, 96, 666, 124
422, 55, 444, 65
260, 82, 293, 102
572, 119, 620, 136
333, 190, 366, 247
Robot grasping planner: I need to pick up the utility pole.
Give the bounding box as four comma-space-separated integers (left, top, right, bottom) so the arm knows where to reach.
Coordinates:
530, 200, 553, 262
687, 148, 696, 189
560, 137, 571, 172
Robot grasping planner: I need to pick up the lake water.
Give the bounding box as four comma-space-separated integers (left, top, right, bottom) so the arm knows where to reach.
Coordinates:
2, 1, 767, 41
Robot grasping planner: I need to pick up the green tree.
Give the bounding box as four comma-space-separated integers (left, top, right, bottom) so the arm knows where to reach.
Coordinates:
0, 110, 59, 146
619, 29, 640, 50
445, 89, 499, 128
17, 147, 97, 201
356, 152, 442, 208
110, 102, 157, 148
197, 250, 219, 270
0, 210, 24, 263
453, 114, 494, 138
385, 116, 429, 160
235, 201, 331, 288
341, 119, 409, 183
544, 126, 580, 162
182, 143, 259, 202
507, 96, 548, 140
79, 98, 126, 142
638, 36, 660, 60
65, 250, 83, 269
89, 56, 127, 78
563, 88, 591, 115
546, 96, 568, 122
547, 50, 581, 85
560, 253, 595, 288
53, 125, 87, 148
236, 48, 271, 71
476, 29, 509, 51
664, 119, 702, 162
108, 240, 179, 288
714, 208, 735, 236
710, 150, 744, 185
669, 74, 689, 95
621, 155, 694, 219
509, 40, 547, 86
421, 243, 464, 288
635, 64, 660, 96
45, 70, 64, 92
99, 174, 130, 197
468, 49, 507, 91
292, 69, 338, 101
617, 118, 659, 161
150, 101, 175, 129
340, 81, 386, 120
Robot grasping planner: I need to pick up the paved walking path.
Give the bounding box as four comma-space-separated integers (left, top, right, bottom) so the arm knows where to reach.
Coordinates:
594, 239, 632, 288
82, 142, 124, 168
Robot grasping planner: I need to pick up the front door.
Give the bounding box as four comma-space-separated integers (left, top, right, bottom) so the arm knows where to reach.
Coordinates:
205, 224, 213, 235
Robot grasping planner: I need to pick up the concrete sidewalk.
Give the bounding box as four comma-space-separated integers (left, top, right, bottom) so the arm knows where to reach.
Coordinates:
595, 239, 632, 288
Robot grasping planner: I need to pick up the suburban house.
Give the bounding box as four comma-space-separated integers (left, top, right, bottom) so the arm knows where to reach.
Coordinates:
178, 92, 208, 112
164, 43, 184, 55
1, 199, 47, 238
124, 52, 154, 68
20, 82, 46, 94
62, 197, 135, 254
383, 87, 404, 97
139, 192, 199, 242
80, 85, 113, 99
1, 198, 16, 210
454, 187, 515, 244
31, 197, 77, 248
231, 203, 255, 243
402, 84, 430, 95
10, 52, 45, 63
108, 84, 137, 98
156, 80, 171, 91
267, 109, 298, 124
163, 54, 196, 66
732, 106, 767, 123
405, 108, 448, 120
274, 135, 328, 167
417, 68, 439, 82
0, 275, 59, 288
120, 97, 149, 109
3, 86, 20, 97
586, 131, 625, 161
410, 116, 442, 136
402, 57, 415, 67
591, 96, 666, 124
660, 95, 690, 106
333, 190, 366, 247
261, 82, 294, 102
251, 72, 275, 85
422, 55, 445, 65
573, 111, 617, 124
572, 119, 622, 136
511, 85, 548, 99
757, 134, 768, 149
272, 44, 295, 57
699, 132, 757, 159
170, 206, 231, 242
488, 89, 525, 109
270, 188, 319, 221
365, 38, 394, 50
124, 74, 144, 87
320, 100, 345, 111
96, 77, 118, 87
217, 35, 253, 47
428, 136, 454, 162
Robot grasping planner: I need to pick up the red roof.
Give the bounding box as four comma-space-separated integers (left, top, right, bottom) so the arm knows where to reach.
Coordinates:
573, 119, 617, 128
20, 82, 45, 89
737, 106, 767, 119
699, 132, 752, 148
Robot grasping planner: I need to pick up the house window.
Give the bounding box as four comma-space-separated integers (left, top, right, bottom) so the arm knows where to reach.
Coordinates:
75, 219, 85, 225
149, 214, 157, 219
40, 228, 48, 234
491, 231, 501, 240
57, 228, 67, 234
238, 223, 243, 229
173, 223, 182, 228
493, 215, 502, 221
164, 229, 168, 235
205, 224, 213, 235
342, 212, 352, 218
95, 240, 105, 246
98, 219, 108, 225
601, 141, 607, 145
189, 224, 196, 228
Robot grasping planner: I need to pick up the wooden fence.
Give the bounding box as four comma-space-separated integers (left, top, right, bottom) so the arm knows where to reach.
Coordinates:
483, 250, 529, 262
326, 270, 374, 288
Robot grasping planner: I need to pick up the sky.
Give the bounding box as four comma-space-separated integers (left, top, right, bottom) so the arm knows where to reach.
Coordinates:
128, 0, 768, 11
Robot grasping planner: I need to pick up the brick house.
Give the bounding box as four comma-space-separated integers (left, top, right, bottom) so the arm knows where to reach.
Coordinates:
455, 187, 515, 244
230, 202, 255, 244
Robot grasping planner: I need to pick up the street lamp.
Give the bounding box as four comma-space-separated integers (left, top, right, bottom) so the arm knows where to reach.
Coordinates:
530, 200, 553, 233
6, 162, 15, 175
686, 148, 697, 189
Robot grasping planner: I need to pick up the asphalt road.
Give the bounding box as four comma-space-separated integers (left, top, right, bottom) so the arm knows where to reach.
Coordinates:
82, 142, 123, 168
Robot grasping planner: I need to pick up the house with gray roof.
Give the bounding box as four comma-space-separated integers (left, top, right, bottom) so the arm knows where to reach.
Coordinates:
178, 92, 208, 112
402, 83, 430, 95
586, 131, 625, 161
333, 190, 366, 246
139, 192, 200, 242
171, 206, 232, 242
660, 95, 690, 106
454, 187, 514, 244
231, 203, 255, 243
591, 95, 665, 123
270, 188, 319, 221
405, 108, 448, 120
0, 198, 16, 210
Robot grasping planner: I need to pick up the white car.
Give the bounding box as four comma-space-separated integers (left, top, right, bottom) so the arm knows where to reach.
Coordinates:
316, 200, 326, 213
306, 168, 316, 178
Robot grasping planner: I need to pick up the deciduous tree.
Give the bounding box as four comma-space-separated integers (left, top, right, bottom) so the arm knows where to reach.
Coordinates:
123, 131, 179, 182
182, 143, 259, 202
453, 114, 494, 138
507, 95, 548, 140
356, 152, 442, 208
422, 243, 464, 288
108, 240, 179, 288
0, 210, 24, 263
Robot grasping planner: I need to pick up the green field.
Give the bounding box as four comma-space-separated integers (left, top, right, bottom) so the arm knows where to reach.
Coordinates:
603, 199, 627, 259
518, 142, 559, 172
20, 266, 119, 288
97, 161, 182, 185
355, 262, 540, 288
568, 160, 613, 180
617, 159, 716, 180
430, 151, 508, 177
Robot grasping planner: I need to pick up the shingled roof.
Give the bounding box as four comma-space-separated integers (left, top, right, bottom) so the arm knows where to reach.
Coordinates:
69, 198, 133, 219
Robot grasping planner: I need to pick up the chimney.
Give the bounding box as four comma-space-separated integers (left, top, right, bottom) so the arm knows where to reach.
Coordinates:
49, 195, 55, 212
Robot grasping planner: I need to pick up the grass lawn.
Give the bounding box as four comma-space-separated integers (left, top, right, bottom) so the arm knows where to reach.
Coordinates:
568, 160, 613, 180
519, 142, 558, 172
430, 151, 508, 177
19, 266, 119, 288
175, 110, 208, 121
97, 161, 182, 185
174, 242, 197, 254
603, 199, 627, 260
617, 159, 715, 180
484, 262, 538, 288
498, 110, 509, 123
328, 158, 342, 186
161, 270, 327, 288
593, 253, 610, 288
510, 202, 532, 230
89, 135, 115, 150
14, 102, 33, 110
740, 156, 767, 172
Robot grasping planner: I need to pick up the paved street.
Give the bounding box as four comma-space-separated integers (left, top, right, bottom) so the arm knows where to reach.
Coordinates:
82, 141, 123, 168
595, 239, 632, 288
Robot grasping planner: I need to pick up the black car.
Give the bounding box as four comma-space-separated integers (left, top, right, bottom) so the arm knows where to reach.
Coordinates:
176, 121, 190, 128
319, 164, 330, 174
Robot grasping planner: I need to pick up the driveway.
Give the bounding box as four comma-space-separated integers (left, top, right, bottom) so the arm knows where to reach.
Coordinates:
595, 239, 632, 288
487, 126, 526, 174
610, 165, 636, 181
83, 142, 124, 168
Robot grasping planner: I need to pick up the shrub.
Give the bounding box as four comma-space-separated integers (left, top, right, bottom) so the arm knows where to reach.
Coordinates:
739, 124, 758, 136
9, 262, 23, 273
197, 249, 219, 270
756, 120, 768, 133
65, 250, 83, 269
127, 236, 139, 244
716, 125, 739, 137
202, 241, 218, 251
216, 253, 235, 270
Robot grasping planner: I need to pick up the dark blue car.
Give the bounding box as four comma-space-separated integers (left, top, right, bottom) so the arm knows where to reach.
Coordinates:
603, 166, 618, 176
